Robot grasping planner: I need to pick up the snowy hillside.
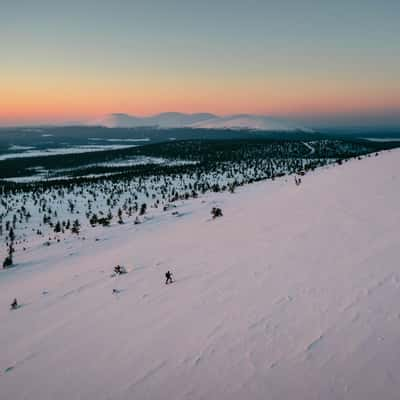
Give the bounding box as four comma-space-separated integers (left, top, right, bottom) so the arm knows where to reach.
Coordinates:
1, 149, 400, 399
90, 112, 306, 131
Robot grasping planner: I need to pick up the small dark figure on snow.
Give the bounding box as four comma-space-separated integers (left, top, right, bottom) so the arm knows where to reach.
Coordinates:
165, 270, 173, 285
10, 298, 18, 310
294, 176, 301, 186
211, 207, 223, 219
114, 265, 127, 275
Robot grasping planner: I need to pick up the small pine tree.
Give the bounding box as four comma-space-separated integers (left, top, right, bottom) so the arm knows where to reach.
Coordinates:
211, 207, 223, 219
90, 214, 98, 226
71, 219, 80, 235
3, 243, 14, 268
118, 208, 124, 224
139, 203, 147, 216
9, 227, 15, 242
54, 221, 61, 233
3, 254, 13, 268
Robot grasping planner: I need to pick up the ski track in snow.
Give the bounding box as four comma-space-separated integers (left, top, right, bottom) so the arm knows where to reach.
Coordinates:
1, 149, 400, 399
302, 141, 316, 155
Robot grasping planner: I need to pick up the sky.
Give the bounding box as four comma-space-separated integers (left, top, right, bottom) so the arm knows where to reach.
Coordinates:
1, 0, 399, 127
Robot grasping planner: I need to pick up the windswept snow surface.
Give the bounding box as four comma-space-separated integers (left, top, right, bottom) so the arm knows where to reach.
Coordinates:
1, 150, 400, 399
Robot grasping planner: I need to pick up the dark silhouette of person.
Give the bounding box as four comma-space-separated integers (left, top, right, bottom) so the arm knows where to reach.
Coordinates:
165, 270, 173, 284
10, 298, 18, 310
114, 265, 127, 275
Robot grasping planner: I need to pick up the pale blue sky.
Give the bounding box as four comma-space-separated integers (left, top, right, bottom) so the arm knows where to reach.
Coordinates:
1, 0, 399, 126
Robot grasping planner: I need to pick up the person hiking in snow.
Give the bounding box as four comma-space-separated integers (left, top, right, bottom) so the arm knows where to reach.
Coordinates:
10, 298, 18, 310
114, 265, 122, 274
114, 265, 127, 275
165, 270, 173, 285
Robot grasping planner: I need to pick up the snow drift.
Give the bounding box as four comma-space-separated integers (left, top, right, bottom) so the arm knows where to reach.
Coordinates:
1, 149, 400, 399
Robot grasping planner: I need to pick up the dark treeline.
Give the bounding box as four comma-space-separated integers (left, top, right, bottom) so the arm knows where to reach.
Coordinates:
1, 137, 397, 182
0, 126, 326, 154
1, 137, 398, 269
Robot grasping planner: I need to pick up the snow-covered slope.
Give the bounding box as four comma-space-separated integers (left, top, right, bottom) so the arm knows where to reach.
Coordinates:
1, 150, 400, 399
90, 112, 306, 131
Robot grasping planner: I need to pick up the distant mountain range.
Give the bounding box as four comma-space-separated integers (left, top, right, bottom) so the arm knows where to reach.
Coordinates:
89, 112, 309, 131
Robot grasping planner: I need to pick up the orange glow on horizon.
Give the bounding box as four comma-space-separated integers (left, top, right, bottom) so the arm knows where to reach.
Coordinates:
1, 70, 399, 125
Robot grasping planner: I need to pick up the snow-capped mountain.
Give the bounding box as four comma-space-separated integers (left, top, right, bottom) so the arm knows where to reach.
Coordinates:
91, 112, 217, 129
145, 112, 217, 128
190, 114, 303, 131
90, 112, 307, 131
90, 113, 144, 128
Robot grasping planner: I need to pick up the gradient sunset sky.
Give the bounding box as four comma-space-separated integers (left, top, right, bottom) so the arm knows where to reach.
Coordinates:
1, 0, 399, 127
